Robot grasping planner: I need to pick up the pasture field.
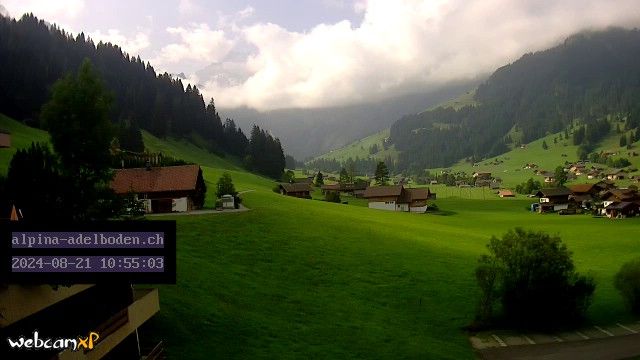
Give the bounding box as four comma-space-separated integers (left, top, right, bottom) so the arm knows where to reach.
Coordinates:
148, 133, 640, 359
2, 114, 639, 358
430, 120, 640, 188
0, 114, 49, 173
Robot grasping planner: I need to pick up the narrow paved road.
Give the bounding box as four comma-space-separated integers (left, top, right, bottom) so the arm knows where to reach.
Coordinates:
146, 204, 250, 217
478, 333, 640, 360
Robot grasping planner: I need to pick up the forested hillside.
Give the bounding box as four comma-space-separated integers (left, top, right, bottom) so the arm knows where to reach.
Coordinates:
390, 28, 640, 171
0, 14, 284, 178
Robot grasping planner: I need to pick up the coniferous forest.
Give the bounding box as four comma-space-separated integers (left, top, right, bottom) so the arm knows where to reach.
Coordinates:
0, 14, 285, 178
390, 28, 640, 171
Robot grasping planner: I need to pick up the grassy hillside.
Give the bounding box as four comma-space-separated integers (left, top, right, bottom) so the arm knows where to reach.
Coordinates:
430, 120, 640, 188
0, 114, 50, 173
420, 88, 478, 113
312, 128, 398, 163
311, 90, 479, 164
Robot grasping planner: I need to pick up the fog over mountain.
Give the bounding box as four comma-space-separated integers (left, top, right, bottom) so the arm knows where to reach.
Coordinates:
221, 79, 481, 159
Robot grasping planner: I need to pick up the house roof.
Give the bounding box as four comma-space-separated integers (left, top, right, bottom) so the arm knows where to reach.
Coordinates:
405, 188, 430, 201
111, 165, 201, 194
570, 194, 593, 203
363, 185, 404, 198
539, 171, 555, 177
602, 188, 638, 201
535, 187, 571, 197
321, 184, 341, 191
498, 190, 514, 196
279, 182, 311, 193
605, 201, 639, 210
569, 184, 595, 193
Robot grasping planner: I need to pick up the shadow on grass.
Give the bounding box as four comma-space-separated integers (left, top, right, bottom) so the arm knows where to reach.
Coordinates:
429, 210, 458, 216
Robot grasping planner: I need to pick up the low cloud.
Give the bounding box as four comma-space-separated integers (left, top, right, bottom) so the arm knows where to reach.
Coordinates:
88, 29, 150, 56
153, 23, 233, 68
3, 0, 85, 22
195, 0, 640, 111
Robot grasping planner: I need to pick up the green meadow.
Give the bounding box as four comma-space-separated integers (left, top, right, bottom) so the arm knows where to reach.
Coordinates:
2, 115, 640, 358
144, 130, 640, 359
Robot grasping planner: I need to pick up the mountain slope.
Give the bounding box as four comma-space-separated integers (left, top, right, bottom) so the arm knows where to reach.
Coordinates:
389, 28, 640, 171
222, 79, 481, 160
311, 89, 480, 164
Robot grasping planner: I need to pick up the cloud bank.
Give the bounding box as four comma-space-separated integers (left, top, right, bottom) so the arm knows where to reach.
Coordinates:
191, 0, 640, 110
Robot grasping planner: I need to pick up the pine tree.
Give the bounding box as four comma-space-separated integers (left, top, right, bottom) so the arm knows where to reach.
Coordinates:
620, 135, 628, 147
374, 161, 390, 185
40, 59, 119, 220
314, 171, 324, 186
542, 140, 549, 150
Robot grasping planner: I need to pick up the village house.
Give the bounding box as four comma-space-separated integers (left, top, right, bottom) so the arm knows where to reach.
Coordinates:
568, 183, 600, 208
606, 169, 626, 180
294, 176, 315, 185
538, 171, 556, 184
498, 190, 515, 198
278, 182, 312, 198
569, 163, 586, 176
604, 202, 640, 218
321, 182, 369, 197
0, 129, 10, 148
111, 164, 206, 213
587, 169, 601, 179
600, 188, 640, 204
363, 185, 431, 213
473, 172, 491, 180
535, 187, 572, 212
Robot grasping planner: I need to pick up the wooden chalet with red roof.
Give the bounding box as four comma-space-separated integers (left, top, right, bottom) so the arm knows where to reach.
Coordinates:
111, 164, 206, 213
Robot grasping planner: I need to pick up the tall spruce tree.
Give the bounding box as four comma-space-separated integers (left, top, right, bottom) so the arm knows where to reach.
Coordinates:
40, 59, 118, 220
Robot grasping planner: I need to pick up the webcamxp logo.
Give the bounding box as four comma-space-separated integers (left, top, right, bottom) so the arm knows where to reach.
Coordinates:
7, 330, 100, 352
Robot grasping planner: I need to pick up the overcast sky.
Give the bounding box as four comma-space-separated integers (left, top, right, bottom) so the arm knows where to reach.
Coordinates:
3, 0, 640, 111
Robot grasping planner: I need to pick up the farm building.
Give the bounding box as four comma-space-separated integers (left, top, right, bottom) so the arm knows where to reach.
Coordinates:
606, 169, 626, 180
535, 187, 572, 212
538, 171, 556, 183
601, 188, 639, 204
0, 129, 10, 148
363, 185, 431, 213
568, 183, 599, 206
221, 194, 235, 209
498, 190, 515, 198
321, 182, 369, 197
111, 164, 206, 213
278, 182, 312, 198
473, 172, 491, 180
604, 202, 640, 218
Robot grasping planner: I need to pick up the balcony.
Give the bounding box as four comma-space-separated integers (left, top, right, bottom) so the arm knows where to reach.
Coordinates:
57, 288, 160, 360
0, 285, 94, 327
